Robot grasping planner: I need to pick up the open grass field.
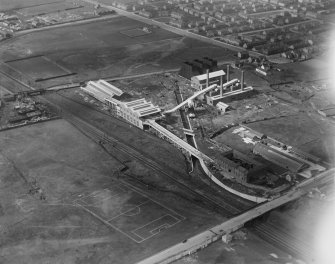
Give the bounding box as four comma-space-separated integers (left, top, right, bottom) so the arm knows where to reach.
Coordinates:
0, 0, 63, 12
247, 113, 335, 164
6, 55, 72, 80
14, 1, 77, 16
0, 15, 235, 87
0, 119, 226, 264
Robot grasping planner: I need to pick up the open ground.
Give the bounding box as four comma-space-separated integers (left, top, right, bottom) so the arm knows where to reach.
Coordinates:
0, 119, 228, 264
0, 16, 235, 88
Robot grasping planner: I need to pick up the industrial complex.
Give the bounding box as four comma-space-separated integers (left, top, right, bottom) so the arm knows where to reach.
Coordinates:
0, 1, 334, 264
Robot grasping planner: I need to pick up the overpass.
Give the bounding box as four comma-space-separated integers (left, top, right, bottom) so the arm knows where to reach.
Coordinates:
137, 168, 335, 264
164, 79, 239, 114
144, 119, 213, 163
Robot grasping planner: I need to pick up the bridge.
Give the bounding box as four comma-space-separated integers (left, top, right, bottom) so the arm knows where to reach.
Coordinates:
164, 79, 239, 114
137, 168, 335, 264
144, 119, 213, 163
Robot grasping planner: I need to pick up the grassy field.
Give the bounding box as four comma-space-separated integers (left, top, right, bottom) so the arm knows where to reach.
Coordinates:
6, 56, 71, 80
0, 119, 226, 264
0, 0, 63, 11
247, 113, 335, 164
0, 16, 235, 87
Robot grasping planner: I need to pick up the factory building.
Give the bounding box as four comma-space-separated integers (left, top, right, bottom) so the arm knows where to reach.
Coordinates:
82, 80, 161, 129
81, 80, 123, 102
115, 99, 161, 129
179, 57, 218, 80
253, 143, 308, 173
191, 70, 226, 91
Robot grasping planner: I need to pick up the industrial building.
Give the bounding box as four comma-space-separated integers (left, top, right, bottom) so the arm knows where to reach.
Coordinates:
253, 142, 308, 173
114, 98, 161, 129
81, 80, 123, 102
191, 70, 226, 91
213, 151, 267, 184
82, 80, 161, 129
201, 70, 254, 105
179, 57, 218, 80
216, 102, 229, 114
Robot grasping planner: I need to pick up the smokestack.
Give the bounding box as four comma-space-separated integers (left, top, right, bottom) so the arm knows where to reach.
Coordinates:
220, 74, 223, 97
226, 64, 230, 82
241, 70, 244, 90
206, 69, 209, 88
206, 69, 212, 97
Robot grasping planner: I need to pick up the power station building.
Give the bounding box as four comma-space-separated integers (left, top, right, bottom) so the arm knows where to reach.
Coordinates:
191, 70, 226, 91
82, 80, 161, 129
179, 57, 218, 80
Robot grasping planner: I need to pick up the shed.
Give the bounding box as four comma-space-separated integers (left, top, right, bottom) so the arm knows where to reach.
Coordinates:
216, 102, 229, 114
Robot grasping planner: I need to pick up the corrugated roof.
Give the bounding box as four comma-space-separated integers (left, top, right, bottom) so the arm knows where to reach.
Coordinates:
97, 80, 123, 97
123, 98, 161, 118
125, 98, 146, 107
132, 103, 152, 111
138, 107, 161, 117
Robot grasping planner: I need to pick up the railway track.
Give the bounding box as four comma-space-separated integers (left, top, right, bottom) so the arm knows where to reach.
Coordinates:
1, 71, 315, 259
64, 113, 242, 216
52, 92, 252, 211
0, 70, 31, 93
53, 93, 315, 261
253, 222, 315, 261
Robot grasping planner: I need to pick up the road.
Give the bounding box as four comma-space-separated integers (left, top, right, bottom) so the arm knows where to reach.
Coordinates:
137, 168, 335, 264
47, 68, 180, 90
80, 0, 263, 57
13, 14, 120, 37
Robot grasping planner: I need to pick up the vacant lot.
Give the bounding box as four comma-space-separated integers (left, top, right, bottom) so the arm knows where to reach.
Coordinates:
247, 113, 335, 164
0, 16, 234, 87
7, 55, 71, 80
0, 0, 62, 11
0, 119, 226, 264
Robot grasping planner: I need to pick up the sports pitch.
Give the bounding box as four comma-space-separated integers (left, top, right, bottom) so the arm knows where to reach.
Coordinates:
75, 182, 185, 243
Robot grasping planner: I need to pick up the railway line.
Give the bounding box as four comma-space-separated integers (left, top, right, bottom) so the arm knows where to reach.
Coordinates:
253, 221, 315, 261
0, 69, 30, 93
52, 92, 255, 209
0, 70, 320, 262
64, 113, 243, 216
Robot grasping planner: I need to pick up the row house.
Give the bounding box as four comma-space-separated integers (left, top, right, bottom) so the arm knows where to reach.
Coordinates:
170, 19, 186, 28
171, 11, 184, 20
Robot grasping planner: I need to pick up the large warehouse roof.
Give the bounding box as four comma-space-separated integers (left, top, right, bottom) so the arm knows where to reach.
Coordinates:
96, 80, 123, 97
253, 143, 307, 173
83, 80, 124, 102
124, 99, 161, 118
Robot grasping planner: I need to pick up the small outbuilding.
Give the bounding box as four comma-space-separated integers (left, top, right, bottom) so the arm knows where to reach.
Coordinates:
216, 102, 229, 114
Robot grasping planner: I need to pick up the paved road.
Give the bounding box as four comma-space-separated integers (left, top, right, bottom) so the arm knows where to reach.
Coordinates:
13, 14, 120, 37
47, 68, 180, 90
137, 168, 335, 264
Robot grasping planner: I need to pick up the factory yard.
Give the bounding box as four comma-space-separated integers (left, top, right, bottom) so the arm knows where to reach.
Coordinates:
0, 119, 228, 264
